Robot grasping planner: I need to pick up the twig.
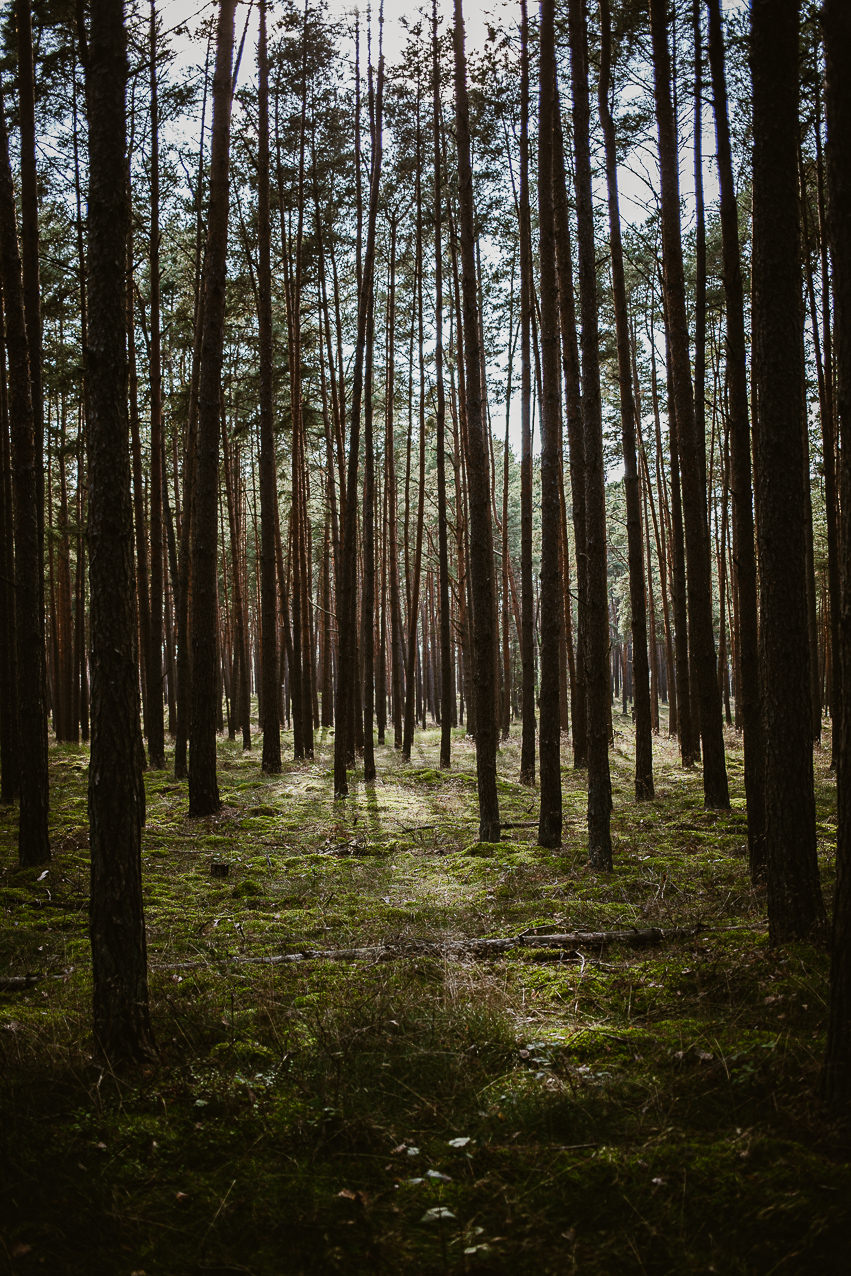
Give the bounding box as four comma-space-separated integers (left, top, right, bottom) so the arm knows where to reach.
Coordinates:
200, 1178, 237, 1250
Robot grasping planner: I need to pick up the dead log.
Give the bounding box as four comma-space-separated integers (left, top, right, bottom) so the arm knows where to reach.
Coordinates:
152, 924, 704, 973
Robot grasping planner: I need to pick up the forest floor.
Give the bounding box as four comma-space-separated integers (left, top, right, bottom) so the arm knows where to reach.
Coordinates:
1, 710, 849, 1274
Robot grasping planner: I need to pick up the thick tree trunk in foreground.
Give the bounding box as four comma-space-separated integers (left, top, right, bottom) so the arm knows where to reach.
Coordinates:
649, 0, 729, 810
85, 0, 154, 1063
821, 0, 851, 1106
536, 0, 562, 849
189, 0, 235, 817
751, 0, 825, 943
453, 0, 499, 842
0, 88, 49, 867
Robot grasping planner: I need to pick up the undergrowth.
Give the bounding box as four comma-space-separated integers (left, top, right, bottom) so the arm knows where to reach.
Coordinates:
0, 712, 848, 1274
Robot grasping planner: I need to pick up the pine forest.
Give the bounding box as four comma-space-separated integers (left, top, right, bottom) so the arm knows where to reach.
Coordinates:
1, 0, 851, 1270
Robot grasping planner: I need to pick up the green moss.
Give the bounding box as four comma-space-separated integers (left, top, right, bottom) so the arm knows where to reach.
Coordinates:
231, 878, 264, 899
0, 721, 845, 1275
463, 841, 500, 857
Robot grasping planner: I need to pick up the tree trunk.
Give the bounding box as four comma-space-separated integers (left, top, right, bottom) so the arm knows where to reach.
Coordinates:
257, 0, 280, 773
127, 197, 151, 756
283, 4, 313, 762
174, 35, 211, 780
146, 0, 166, 769
649, 0, 729, 809
751, 0, 825, 942
692, 0, 707, 493
706, 0, 765, 879
536, 0, 562, 848
568, 0, 611, 869
0, 319, 18, 801
403, 96, 427, 764
552, 91, 587, 770
0, 87, 49, 867
334, 35, 383, 796
558, 447, 577, 732
810, 71, 841, 767
84, 0, 154, 1063
518, 0, 536, 786
362, 285, 377, 781
433, 0, 452, 770
453, 0, 500, 842
652, 312, 685, 747
74, 447, 89, 743
821, 0, 851, 1109
501, 301, 516, 743
599, 0, 653, 801
385, 218, 404, 751
221, 420, 250, 750
189, 0, 236, 817
15, 0, 44, 625
55, 397, 75, 742
376, 468, 388, 743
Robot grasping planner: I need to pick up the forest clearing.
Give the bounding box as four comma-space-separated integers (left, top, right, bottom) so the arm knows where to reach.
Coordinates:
2, 719, 849, 1273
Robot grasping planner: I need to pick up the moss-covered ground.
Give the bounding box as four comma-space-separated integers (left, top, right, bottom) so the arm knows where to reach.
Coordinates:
1, 712, 848, 1274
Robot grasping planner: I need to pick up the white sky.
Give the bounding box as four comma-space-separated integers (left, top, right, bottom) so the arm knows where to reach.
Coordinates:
157, 0, 503, 68
157, 0, 714, 225
325, 0, 501, 55
154, 0, 724, 461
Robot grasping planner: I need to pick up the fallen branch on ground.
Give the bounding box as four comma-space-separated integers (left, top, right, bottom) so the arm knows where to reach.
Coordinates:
0, 975, 43, 992
151, 924, 705, 971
